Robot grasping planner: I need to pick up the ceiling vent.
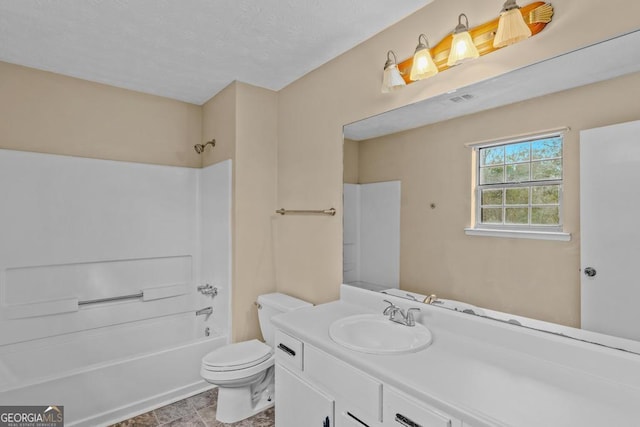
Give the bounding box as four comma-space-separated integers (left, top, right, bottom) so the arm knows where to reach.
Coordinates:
449, 93, 475, 103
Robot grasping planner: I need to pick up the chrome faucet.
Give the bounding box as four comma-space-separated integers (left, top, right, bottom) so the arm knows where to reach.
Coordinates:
196, 306, 213, 317
383, 300, 420, 327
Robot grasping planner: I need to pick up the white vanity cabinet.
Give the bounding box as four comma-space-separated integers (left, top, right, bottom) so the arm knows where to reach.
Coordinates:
274, 328, 382, 427
272, 289, 640, 427
274, 327, 464, 427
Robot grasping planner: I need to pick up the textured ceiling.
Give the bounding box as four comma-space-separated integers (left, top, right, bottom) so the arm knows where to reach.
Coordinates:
0, 0, 432, 105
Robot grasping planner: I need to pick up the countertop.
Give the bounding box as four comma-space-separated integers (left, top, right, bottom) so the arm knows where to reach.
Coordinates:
272, 288, 640, 427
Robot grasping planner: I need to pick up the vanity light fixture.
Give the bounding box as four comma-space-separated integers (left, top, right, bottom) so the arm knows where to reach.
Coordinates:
380, 2, 554, 93
493, 0, 532, 48
381, 50, 407, 93
409, 34, 439, 81
447, 14, 480, 67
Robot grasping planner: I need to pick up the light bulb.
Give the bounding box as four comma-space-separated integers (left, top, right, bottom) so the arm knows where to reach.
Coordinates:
409, 34, 439, 81
447, 14, 480, 67
381, 50, 406, 93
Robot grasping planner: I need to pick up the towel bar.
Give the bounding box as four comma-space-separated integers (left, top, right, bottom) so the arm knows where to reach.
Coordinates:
276, 208, 336, 216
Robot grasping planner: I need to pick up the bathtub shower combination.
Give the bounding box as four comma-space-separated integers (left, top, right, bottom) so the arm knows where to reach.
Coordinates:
0, 150, 232, 426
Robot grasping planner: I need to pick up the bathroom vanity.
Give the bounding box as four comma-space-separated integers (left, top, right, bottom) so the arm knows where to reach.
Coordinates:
272, 285, 640, 427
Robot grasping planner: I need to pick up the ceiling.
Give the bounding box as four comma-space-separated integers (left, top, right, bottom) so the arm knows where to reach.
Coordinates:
0, 0, 433, 105
344, 30, 640, 141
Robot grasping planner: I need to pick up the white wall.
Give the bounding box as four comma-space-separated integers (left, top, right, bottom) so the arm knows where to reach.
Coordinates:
198, 159, 233, 338
342, 183, 360, 283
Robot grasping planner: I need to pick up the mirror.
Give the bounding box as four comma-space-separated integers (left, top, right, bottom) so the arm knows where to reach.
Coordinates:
343, 30, 640, 354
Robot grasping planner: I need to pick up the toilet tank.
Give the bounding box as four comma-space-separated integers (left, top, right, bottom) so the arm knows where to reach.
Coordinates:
257, 293, 312, 346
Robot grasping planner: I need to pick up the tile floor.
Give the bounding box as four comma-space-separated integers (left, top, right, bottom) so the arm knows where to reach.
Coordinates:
109, 388, 275, 427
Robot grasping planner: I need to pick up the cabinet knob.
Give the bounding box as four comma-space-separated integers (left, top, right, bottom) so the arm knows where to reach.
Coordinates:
584, 267, 597, 277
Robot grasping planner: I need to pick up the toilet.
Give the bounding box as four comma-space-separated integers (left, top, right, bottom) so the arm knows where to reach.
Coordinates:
200, 292, 311, 423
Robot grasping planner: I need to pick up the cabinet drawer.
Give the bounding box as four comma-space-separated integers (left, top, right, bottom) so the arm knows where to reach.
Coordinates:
305, 345, 382, 422
383, 387, 460, 427
274, 330, 303, 371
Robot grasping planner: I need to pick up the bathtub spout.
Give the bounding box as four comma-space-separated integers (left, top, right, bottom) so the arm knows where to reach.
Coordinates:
196, 307, 213, 317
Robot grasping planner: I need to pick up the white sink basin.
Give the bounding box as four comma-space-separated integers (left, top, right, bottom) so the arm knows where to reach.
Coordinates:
328, 314, 432, 355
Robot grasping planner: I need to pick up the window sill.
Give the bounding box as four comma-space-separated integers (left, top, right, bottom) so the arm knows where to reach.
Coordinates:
464, 228, 571, 241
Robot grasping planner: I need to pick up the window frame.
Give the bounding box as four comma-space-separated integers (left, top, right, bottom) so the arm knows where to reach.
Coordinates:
467, 130, 570, 240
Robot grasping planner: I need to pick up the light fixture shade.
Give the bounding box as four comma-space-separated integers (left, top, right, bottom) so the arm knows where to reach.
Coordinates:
447, 31, 479, 66
447, 14, 480, 67
493, 8, 532, 48
382, 64, 406, 93
409, 34, 439, 81
381, 50, 406, 93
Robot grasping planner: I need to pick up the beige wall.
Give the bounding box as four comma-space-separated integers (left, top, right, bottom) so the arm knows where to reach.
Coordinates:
0, 61, 202, 167
354, 72, 640, 327
276, 0, 640, 308
202, 82, 237, 168
232, 83, 278, 342
201, 82, 278, 342
343, 139, 359, 184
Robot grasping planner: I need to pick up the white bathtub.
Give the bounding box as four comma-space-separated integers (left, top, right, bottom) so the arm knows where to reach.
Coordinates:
0, 313, 227, 426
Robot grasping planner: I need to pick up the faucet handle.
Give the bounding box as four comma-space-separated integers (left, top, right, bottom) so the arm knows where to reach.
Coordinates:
382, 299, 397, 315
405, 307, 421, 326
423, 294, 438, 304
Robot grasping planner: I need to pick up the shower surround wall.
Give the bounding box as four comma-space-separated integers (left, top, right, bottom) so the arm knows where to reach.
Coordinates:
0, 150, 232, 426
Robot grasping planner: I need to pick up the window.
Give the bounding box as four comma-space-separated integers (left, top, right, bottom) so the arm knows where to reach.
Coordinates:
474, 133, 564, 233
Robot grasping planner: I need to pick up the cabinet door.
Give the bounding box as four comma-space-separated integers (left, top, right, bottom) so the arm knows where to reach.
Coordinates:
276, 364, 334, 427
305, 344, 382, 422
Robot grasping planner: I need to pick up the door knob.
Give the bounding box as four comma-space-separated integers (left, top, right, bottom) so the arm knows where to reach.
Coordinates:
584, 267, 597, 277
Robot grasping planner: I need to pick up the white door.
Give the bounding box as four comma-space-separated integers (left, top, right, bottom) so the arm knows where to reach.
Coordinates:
580, 120, 640, 341
275, 365, 334, 427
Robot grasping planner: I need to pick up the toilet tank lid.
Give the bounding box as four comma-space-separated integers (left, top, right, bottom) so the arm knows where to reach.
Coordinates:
257, 293, 312, 312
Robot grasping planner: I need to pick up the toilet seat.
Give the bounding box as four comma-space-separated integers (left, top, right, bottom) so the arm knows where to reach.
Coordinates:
202, 339, 272, 372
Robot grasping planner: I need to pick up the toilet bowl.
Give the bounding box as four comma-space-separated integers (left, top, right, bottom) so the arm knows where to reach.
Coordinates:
200, 293, 311, 423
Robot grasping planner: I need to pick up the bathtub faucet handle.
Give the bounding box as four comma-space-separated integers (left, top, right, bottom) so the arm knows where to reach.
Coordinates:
197, 284, 218, 298
203, 286, 218, 297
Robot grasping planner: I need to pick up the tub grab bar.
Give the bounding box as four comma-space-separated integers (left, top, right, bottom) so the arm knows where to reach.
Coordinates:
7, 284, 188, 319
79, 284, 187, 306
79, 292, 143, 306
